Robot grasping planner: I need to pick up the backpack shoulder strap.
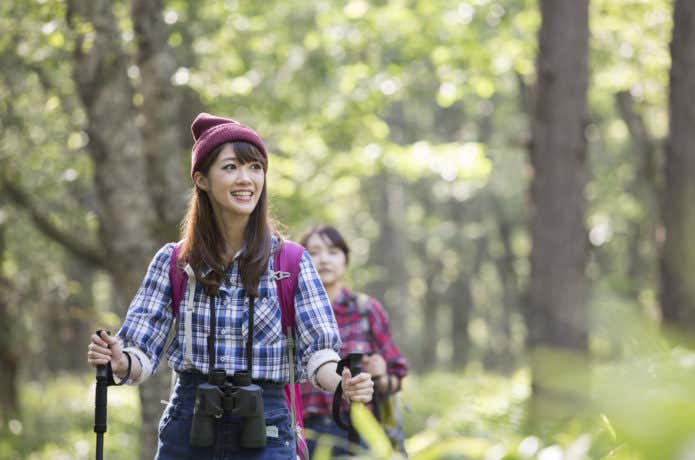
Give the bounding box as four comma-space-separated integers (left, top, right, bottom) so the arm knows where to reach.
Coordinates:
273, 240, 304, 332
355, 292, 371, 314
163, 242, 187, 404
273, 240, 307, 458
169, 242, 187, 317
355, 292, 373, 338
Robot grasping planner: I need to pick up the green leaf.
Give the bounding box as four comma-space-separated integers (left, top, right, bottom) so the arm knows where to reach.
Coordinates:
350, 402, 394, 459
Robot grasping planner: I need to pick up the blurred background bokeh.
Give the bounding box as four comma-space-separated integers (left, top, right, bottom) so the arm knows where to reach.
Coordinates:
1, 0, 694, 459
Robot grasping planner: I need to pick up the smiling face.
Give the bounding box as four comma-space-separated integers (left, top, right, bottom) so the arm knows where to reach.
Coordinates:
305, 232, 348, 288
193, 143, 265, 221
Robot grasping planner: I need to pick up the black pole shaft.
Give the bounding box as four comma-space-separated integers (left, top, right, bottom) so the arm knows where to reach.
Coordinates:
347, 358, 362, 445
94, 372, 108, 460
96, 433, 104, 460
93, 330, 111, 460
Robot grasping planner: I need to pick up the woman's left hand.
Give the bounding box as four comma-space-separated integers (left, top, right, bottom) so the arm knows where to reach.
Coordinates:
340, 368, 374, 403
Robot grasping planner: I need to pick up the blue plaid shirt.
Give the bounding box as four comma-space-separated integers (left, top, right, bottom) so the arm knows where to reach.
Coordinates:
117, 238, 341, 383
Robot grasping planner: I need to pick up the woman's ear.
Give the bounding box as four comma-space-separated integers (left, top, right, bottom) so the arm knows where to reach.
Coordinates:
193, 171, 209, 191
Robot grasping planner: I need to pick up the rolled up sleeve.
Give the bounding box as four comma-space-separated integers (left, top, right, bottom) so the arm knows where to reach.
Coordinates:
116, 243, 176, 384
293, 251, 342, 382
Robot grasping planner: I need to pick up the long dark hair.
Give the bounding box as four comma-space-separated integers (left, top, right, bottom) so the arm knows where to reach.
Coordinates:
178, 141, 277, 297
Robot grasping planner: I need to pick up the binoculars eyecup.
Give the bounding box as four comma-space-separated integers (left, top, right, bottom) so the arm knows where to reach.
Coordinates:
189, 382, 225, 447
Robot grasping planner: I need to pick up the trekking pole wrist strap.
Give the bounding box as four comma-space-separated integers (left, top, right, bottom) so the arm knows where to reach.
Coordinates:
109, 351, 131, 386
332, 381, 350, 430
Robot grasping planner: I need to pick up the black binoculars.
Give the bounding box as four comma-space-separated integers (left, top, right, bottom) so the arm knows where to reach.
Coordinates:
189, 368, 266, 449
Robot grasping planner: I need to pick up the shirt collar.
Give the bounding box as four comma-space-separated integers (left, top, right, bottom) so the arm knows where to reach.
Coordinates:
332, 287, 354, 314
199, 235, 279, 277
199, 247, 246, 278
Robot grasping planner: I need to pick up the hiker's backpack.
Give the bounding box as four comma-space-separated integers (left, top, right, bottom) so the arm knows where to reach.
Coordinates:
168, 241, 309, 460
355, 293, 407, 454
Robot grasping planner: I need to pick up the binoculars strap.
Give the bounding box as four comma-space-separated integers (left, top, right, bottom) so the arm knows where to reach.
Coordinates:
208, 294, 217, 373
203, 293, 256, 375
246, 296, 256, 375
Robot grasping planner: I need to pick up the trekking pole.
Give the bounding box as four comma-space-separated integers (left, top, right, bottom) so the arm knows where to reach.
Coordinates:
332, 352, 364, 445
94, 329, 118, 460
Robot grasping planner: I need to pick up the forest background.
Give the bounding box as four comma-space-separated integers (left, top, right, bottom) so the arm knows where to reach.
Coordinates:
1, 0, 695, 459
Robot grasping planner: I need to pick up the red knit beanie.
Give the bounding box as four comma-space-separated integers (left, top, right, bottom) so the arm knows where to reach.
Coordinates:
190, 112, 267, 179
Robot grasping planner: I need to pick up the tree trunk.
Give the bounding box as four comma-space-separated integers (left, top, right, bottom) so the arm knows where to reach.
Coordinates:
419, 265, 443, 370
131, 0, 189, 241
661, 0, 695, 333
448, 199, 483, 370
45, 259, 94, 373
615, 91, 660, 300
450, 278, 473, 369
67, 1, 163, 458
366, 171, 409, 342
67, 0, 156, 291
0, 214, 19, 422
489, 200, 520, 373
526, 0, 590, 427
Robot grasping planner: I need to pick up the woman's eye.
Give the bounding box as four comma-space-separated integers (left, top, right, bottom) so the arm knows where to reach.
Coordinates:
223, 164, 237, 170
251, 163, 263, 170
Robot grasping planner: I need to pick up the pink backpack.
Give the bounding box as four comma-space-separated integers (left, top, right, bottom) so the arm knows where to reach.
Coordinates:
168, 241, 309, 459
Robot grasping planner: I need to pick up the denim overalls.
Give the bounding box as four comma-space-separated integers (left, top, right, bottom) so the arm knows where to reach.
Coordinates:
155, 372, 295, 460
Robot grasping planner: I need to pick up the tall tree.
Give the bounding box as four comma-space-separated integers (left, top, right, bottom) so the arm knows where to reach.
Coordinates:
661, 0, 695, 334
62, 0, 193, 457
0, 205, 19, 423
526, 0, 590, 425
365, 171, 409, 338
131, 0, 190, 240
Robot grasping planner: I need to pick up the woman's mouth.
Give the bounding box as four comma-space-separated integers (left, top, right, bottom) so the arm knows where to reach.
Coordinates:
231, 191, 253, 202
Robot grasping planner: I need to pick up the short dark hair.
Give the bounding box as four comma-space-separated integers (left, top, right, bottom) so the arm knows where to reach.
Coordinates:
300, 225, 350, 265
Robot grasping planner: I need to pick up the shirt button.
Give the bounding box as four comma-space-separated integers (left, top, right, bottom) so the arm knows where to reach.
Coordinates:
220, 328, 227, 335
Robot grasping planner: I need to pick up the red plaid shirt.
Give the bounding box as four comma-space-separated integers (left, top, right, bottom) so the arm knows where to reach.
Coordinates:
300, 287, 409, 417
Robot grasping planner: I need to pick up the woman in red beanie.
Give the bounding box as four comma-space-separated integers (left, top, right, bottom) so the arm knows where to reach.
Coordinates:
300, 225, 409, 457
86, 113, 373, 459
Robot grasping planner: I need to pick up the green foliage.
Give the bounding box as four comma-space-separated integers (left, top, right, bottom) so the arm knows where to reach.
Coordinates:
3, 359, 695, 459
1, 0, 692, 458
350, 361, 695, 459
0, 374, 140, 460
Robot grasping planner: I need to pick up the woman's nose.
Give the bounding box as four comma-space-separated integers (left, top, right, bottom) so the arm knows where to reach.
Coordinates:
236, 166, 251, 182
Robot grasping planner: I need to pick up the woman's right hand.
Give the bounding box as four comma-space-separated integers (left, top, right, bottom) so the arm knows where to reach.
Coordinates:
87, 331, 127, 374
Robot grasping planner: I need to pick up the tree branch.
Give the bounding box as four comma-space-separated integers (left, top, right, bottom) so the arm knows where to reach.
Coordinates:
1, 179, 108, 269
614, 90, 660, 191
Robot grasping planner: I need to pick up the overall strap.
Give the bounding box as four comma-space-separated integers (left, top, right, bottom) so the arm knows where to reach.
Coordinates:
182, 265, 196, 368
